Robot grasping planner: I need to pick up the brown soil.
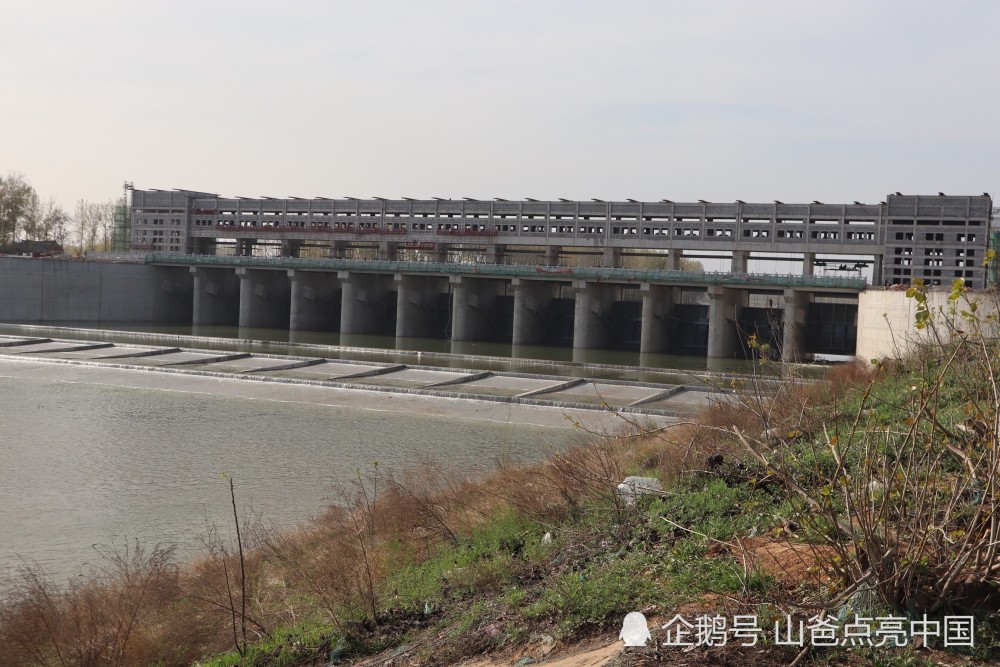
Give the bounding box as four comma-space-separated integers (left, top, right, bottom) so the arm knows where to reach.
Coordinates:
743, 537, 835, 587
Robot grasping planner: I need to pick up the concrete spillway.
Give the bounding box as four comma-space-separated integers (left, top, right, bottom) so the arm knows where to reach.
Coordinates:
0, 334, 727, 418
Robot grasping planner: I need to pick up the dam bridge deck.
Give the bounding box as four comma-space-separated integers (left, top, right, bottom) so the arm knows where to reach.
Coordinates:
145, 253, 867, 292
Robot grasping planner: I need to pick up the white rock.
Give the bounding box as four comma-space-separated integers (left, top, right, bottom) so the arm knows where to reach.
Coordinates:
616, 476, 663, 506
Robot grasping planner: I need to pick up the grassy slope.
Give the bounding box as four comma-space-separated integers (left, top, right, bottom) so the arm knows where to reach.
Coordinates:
194, 351, 1000, 666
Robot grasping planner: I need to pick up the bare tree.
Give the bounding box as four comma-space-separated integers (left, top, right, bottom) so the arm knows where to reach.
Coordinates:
24, 196, 69, 244
43, 200, 71, 247
0, 173, 38, 245
73, 199, 116, 252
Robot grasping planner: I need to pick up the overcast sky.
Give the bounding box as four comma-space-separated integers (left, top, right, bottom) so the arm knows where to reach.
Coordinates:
2, 0, 997, 209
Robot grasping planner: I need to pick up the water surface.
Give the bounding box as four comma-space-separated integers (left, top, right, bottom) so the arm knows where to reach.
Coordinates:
0, 370, 580, 587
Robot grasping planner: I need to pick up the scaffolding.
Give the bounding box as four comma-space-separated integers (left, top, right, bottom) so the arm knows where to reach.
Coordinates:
111, 181, 133, 252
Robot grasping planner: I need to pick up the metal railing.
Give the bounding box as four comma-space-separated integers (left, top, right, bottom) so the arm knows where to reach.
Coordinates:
145, 253, 867, 289
85, 251, 149, 262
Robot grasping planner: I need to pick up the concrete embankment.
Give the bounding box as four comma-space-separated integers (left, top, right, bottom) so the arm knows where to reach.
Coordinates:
856, 289, 1000, 360
0, 256, 191, 323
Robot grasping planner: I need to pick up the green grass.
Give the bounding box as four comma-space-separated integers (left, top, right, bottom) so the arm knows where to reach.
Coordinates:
197, 622, 341, 667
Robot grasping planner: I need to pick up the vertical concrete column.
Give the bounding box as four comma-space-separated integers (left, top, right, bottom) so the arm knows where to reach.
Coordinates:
572, 280, 614, 349
450, 277, 471, 341
237, 268, 255, 327
871, 255, 884, 286
378, 241, 398, 261
150, 266, 194, 323
339, 271, 362, 333
731, 251, 749, 274
328, 241, 348, 259
640, 283, 675, 354
802, 253, 815, 276
707, 285, 744, 358
782, 289, 811, 362
340, 271, 370, 334
668, 250, 682, 271
237, 268, 290, 329
486, 244, 506, 265
236, 239, 255, 257
432, 244, 450, 263
512, 279, 552, 345
544, 246, 561, 265
450, 277, 505, 341
601, 247, 620, 267
190, 266, 240, 326
395, 274, 417, 337
191, 267, 211, 325
339, 271, 393, 335
396, 274, 447, 338
289, 270, 340, 331
281, 240, 302, 258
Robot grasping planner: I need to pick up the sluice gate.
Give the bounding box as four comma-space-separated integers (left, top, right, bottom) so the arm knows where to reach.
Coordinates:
163, 257, 865, 361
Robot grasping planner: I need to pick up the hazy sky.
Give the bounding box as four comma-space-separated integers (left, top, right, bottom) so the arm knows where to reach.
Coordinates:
2, 1, 997, 209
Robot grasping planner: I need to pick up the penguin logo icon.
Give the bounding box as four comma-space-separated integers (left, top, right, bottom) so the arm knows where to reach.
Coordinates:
619, 611, 651, 647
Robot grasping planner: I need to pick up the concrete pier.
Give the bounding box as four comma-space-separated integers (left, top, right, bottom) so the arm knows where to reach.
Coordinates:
512, 279, 561, 345
191, 266, 240, 326
640, 284, 674, 354
781, 289, 810, 362
572, 281, 614, 349
237, 268, 290, 329
339, 271, 396, 335
289, 270, 341, 331
450, 277, 507, 342
707, 285, 745, 358
396, 274, 450, 338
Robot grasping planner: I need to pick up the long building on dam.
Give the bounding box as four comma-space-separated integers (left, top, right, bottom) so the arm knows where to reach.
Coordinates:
129, 190, 994, 288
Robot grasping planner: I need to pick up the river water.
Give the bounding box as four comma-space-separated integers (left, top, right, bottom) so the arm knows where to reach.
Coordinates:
0, 358, 593, 588
0, 322, 828, 589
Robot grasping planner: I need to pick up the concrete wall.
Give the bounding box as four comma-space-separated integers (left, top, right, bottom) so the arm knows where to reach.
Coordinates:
856, 289, 1000, 360
0, 257, 192, 323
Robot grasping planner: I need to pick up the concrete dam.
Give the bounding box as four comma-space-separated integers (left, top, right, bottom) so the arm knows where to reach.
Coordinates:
0, 255, 862, 362
0, 190, 990, 363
